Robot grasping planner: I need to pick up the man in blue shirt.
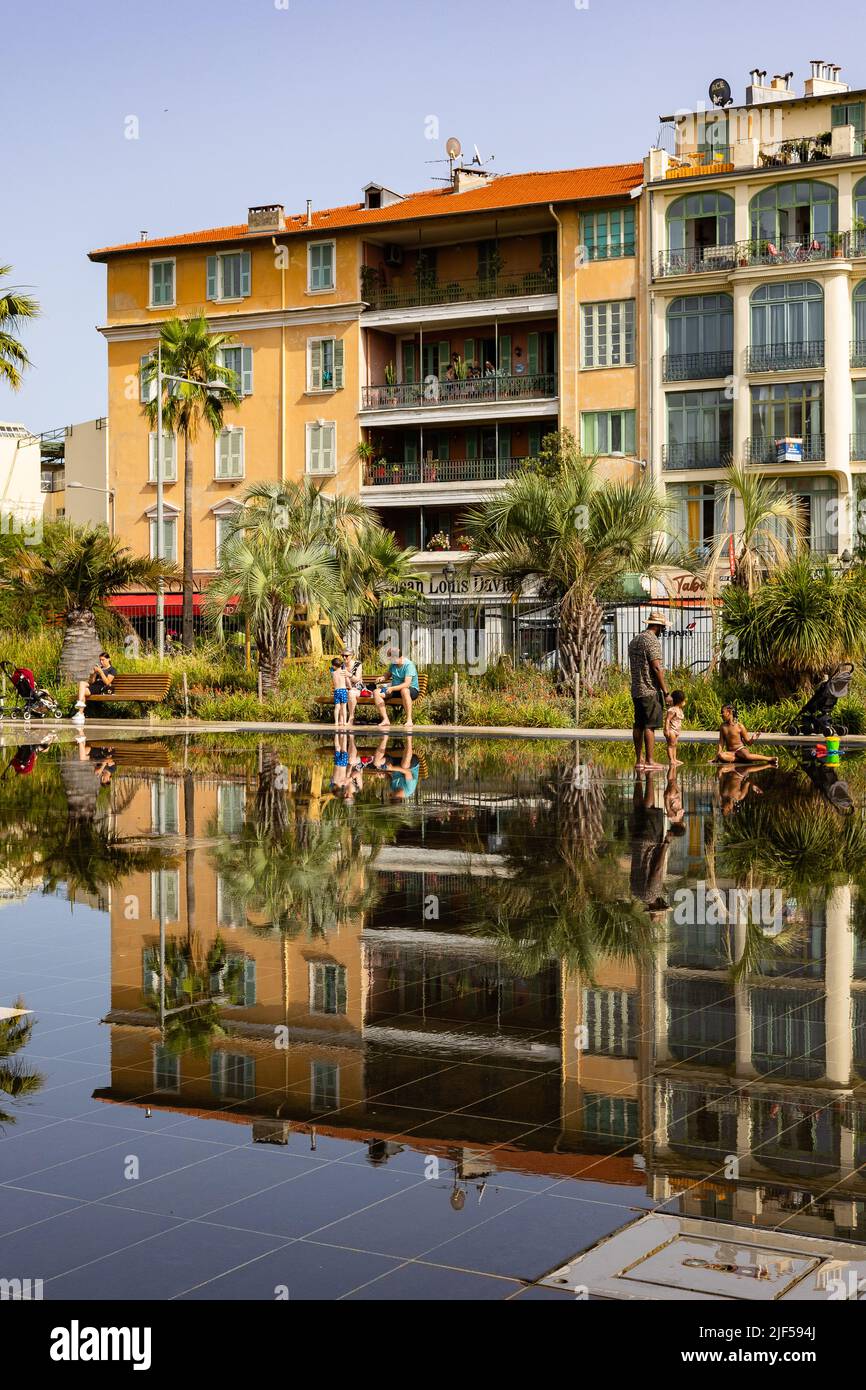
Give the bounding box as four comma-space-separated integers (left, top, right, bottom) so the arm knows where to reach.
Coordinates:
372, 645, 419, 728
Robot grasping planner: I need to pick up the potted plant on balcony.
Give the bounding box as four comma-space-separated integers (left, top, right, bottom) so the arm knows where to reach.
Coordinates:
383, 360, 398, 406
357, 439, 375, 484
428, 530, 451, 552
360, 265, 384, 306
453, 532, 473, 552
831, 231, 846, 259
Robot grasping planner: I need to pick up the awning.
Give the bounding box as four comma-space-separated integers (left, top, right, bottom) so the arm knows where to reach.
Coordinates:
108, 593, 206, 614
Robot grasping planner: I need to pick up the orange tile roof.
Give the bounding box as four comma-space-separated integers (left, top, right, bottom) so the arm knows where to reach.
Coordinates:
89, 163, 643, 260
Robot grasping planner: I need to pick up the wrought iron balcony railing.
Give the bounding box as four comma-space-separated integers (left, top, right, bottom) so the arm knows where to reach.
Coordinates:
663, 350, 733, 382
758, 135, 833, 167
656, 245, 737, 277
851, 433, 866, 460
745, 435, 826, 463
746, 341, 825, 372
734, 233, 847, 267
852, 340, 866, 368
851, 231, 866, 259
662, 442, 734, 470
361, 373, 557, 410
362, 456, 526, 486
362, 267, 557, 311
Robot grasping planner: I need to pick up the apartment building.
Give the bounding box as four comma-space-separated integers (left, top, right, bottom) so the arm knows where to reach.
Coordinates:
39, 417, 110, 526
645, 59, 866, 561
89, 158, 644, 612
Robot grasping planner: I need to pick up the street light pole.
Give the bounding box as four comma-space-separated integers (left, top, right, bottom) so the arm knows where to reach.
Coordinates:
156, 339, 166, 661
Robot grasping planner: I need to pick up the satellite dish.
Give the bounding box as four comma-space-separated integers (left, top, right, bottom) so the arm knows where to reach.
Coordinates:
445, 136, 462, 159
709, 77, 733, 108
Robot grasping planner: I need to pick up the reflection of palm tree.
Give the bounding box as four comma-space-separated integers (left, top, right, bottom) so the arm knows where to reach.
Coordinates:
0, 1000, 45, 1127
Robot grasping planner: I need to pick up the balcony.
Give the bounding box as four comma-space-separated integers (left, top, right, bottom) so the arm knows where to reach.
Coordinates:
663, 350, 733, 382
852, 340, 866, 368
746, 341, 825, 373
745, 435, 826, 464
361, 373, 557, 411
363, 457, 525, 487
734, 233, 847, 267
852, 231, 866, 259
662, 442, 733, 471
851, 434, 866, 461
664, 149, 734, 181
758, 135, 833, 168
656, 245, 736, 278
361, 267, 557, 312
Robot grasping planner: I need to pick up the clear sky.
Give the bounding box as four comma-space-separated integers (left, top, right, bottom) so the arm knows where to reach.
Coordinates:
3, 0, 864, 429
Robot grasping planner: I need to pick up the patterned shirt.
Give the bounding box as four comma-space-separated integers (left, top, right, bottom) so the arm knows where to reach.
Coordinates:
628, 630, 663, 698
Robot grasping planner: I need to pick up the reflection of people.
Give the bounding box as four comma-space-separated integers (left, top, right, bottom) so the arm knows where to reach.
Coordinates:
373, 736, 419, 802
717, 764, 771, 816
77, 734, 116, 785
715, 705, 777, 765
629, 773, 674, 912
372, 646, 419, 729
74, 651, 116, 722
628, 612, 670, 772
663, 764, 686, 830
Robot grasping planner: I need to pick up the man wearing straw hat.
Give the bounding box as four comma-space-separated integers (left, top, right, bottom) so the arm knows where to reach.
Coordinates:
627, 610, 671, 772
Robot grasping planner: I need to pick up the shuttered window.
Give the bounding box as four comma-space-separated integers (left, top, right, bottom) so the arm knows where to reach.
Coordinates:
310, 963, 347, 1015
581, 410, 636, 455
215, 427, 245, 479
309, 338, 344, 391
148, 431, 177, 482
581, 300, 635, 367
308, 241, 335, 291
149, 259, 175, 306
306, 421, 336, 475
206, 251, 251, 301
149, 515, 177, 564
219, 345, 253, 396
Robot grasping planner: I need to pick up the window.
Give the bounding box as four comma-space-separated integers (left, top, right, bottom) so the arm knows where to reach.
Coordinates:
667, 482, 728, 553
308, 337, 344, 391
832, 101, 865, 154
150, 780, 179, 834
582, 989, 638, 1057
217, 783, 245, 835
215, 427, 244, 480
853, 282, 866, 357
581, 300, 635, 367
749, 180, 838, 246
149, 514, 177, 563
311, 1061, 339, 1112
854, 380, 866, 455
750, 281, 824, 366
762, 475, 838, 556
855, 177, 866, 230
308, 241, 335, 292
150, 869, 179, 921
581, 410, 635, 455
583, 1094, 638, 1141
310, 962, 347, 1015
751, 381, 824, 449
666, 293, 733, 370
149, 259, 175, 308
206, 251, 251, 302
153, 1045, 180, 1093
222, 954, 256, 1007
666, 191, 735, 254
581, 206, 635, 260
215, 512, 238, 560
218, 345, 253, 396
666, 389, 733, 467
139, 354, 157, 405
306, 421, 336, 475
148, 431, 177, 482
217, 874, 246, 929
211, 1051, 255, 1101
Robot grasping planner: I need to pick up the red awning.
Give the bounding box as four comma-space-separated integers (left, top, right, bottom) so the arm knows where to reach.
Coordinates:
108, 594, 206, 614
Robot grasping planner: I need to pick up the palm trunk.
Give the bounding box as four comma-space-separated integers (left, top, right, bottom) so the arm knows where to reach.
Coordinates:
557, 592, 605, 687
182, 429, 194, 651
256, 603, 290, 695
183, 772, 196, 950
60, 608, 101, 681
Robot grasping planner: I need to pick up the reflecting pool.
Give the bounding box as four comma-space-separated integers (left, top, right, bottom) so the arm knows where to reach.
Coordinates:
1, 729, 866, 1300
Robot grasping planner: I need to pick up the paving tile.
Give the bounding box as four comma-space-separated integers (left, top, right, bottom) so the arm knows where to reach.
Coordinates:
0, 1201, 180, 1282
177, 1237, 399, 1300
342, 1257, 523, 1300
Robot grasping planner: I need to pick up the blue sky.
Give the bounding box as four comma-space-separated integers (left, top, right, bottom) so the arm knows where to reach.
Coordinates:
3, 0, 864, 428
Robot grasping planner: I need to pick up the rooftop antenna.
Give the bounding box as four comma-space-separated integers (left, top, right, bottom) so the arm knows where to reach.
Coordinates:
445, 136, 462, 181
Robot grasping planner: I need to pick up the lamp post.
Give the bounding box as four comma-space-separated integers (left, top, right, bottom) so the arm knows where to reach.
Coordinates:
66, 481, 115, 534
150, 345, 231, 660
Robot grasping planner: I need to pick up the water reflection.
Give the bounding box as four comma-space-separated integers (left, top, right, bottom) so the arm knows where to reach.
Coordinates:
3, 732, 866, 1243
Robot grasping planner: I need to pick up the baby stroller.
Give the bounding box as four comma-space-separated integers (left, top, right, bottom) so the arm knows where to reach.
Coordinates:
787, 663, 854, 737
0, 660, 63, 721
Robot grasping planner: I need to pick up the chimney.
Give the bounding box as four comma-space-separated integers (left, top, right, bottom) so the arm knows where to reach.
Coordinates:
306, 199, 313, 227
804, 59, 848, 96
452, 164, 491, 193
247, 204, 285, 232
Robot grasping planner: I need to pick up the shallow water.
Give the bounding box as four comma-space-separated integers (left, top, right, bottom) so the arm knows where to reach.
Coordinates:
1, 729, 865, 1300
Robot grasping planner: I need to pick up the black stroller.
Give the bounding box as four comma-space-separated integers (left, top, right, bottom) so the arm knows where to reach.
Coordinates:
787, 663, 854, 737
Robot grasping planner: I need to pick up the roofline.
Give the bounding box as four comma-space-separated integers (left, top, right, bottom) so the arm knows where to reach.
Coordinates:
662, 83, 866, 122
88, 164, 643, 262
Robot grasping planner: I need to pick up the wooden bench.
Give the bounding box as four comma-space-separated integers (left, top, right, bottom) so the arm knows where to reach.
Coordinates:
315, 672, 428, 722
84, 673, 172, 708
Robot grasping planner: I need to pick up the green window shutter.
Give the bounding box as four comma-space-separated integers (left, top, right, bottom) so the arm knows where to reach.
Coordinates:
582, 413, 597, 452
528, 423, 541, 457
624, 411, 636, 454
404, 437, 418, 464
464, 338, 475, 367
243, 959, 256, 1007
402, 341, 415, 384
624, 206, 636, 255
498, 334, 511, 375
310, 340, 322, 390
498, 427, 511, 461
241, 347, 253, 396
438, 340, 450, 373
140, 353, 154, 404
466, 430, 478, 460
437, 435, 449, 462
240, 251, 251, 297
333, 338, 344, 389
206, 256, 217, 300
528, 332, 539, 375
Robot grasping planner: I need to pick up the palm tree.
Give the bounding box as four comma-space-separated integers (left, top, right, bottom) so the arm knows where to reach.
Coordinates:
704, 464, 803, 598
4, 523, 172, 680
0, 264, 39, 391
207, 527, 344, 692
340, 526, 422, 619
141, 315, 241, 650
0, 1001, 44, 1128
462, 437, 674, 683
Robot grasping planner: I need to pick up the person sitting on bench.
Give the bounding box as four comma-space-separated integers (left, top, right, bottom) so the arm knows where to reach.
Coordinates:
371, 646, 419, 729
73, 651, 116, 722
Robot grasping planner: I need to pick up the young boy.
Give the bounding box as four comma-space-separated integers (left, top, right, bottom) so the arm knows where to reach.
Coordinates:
663, 689, 686, 766
715, 704, 777, 766
331, 657, 349, 727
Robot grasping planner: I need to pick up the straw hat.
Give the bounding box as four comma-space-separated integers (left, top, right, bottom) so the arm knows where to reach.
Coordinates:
647, 610, 668, 627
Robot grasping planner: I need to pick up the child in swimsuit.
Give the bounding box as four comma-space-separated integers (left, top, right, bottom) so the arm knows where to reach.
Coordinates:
331, 658, 348, 727
715, 704, 777, 765
663, 689, 686, 766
